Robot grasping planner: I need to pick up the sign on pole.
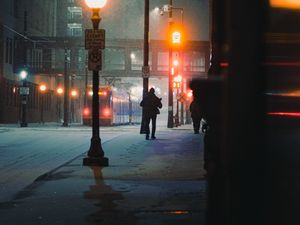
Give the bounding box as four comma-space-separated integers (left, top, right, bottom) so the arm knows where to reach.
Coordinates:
85, 29, 105, 49
19, 87, 29, 95
88, 49, 102, 71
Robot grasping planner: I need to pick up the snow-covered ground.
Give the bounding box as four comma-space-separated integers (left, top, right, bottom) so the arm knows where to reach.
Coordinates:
0, 123, 143, 203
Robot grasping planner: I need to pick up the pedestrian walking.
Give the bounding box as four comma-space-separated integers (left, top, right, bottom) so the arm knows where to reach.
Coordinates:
140, 88, 162, 140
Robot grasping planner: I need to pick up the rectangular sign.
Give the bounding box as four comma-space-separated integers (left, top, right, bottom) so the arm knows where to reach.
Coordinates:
19, 87, 29, 95
85, 29, 105, 49
88, 49, 102, 71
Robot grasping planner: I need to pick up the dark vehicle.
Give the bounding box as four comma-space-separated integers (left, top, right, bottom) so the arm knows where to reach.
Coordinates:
83, 86, 141, 126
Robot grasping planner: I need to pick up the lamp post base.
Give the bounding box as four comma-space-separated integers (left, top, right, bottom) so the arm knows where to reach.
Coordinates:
20, 122, 28, 127
83, 137, 109, 167
83, 156, 109, 167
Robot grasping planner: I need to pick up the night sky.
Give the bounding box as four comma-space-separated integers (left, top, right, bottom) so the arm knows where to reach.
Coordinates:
98, 0, 209, 41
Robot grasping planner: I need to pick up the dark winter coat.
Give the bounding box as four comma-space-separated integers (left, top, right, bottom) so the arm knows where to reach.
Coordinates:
140, 93, 162, 117
190, 100, 202, 119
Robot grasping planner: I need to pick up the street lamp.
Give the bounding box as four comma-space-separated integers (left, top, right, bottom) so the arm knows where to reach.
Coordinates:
158, 1, 184, 128
71, 89, 78, 123
140, 0, 150, 134
56, 87, 64, 122
39, 84, 47, 124
19, 70, 29, 127
83, 0, 108, 167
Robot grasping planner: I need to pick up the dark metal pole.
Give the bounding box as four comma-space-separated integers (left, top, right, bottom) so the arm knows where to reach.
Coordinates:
84, 55, 88, 108
143, 0, 149, 98
40, 94, 44, 124
62, 47, 69, 127
167, 0, 174, 128
140, 0, 150, 134
83, 8, 108, 167
20, 11, 28, 127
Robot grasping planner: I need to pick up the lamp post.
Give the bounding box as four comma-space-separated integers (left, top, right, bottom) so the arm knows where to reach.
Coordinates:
20, 70, 28, 127
159, 2, 184, 128
167, 0, 174, 128
39, 84, 47, 124
71, 89, 78, 123
56, 87, 64, 122
140, 0, 150, 134
83, 0, 108, 167
62, 46, 69, 127
174, 74, 182, 127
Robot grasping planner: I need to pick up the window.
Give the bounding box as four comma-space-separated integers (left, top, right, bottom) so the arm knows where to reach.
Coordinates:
130, 50, 143, 71
157, 52, 169, 71
67, 23, 83, 37
104, 48, 125, 70
67, 7, 82, 20
184, 51, 205, 72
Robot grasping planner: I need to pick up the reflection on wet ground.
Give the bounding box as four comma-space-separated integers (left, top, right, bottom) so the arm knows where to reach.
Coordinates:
84, 166, 138, 225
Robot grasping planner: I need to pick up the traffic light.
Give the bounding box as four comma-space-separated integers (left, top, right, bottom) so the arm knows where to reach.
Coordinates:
169, 25, 184, 48
173, 74, 182, 89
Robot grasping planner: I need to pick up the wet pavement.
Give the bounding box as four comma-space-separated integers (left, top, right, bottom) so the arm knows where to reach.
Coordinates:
0, 125, 206, 225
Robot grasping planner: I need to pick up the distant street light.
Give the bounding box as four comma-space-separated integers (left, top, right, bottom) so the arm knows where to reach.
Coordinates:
56, 87, 64, 122
83, 0, 109, 167
70, 89, 78, 123
20, 70, 29, 127
158, 2, 184, 127
39, 84, 47, 124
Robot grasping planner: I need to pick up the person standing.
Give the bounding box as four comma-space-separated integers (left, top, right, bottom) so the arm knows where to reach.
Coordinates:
140, 88, 162, 140
190, 96, 202, 134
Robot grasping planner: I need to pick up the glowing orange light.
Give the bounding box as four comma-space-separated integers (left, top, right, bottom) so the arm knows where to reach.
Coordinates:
270, 0, 300, 9
85, 0, 107, 9
71, 89, 78, 97
99, 91, 107, 96
169, 26, 185, 48
187, 90, 193, 98
171, 67, 175, 75
172, 31, 181, 44
57, 87, 64, 95
39, 84, 47, 92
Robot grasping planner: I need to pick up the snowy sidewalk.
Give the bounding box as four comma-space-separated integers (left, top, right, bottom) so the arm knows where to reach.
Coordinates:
0, 125, 207, 225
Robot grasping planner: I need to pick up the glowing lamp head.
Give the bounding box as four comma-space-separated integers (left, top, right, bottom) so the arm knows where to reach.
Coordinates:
20, 70, 28, 80
39, 84, 47, 92
71, 90, 78, 97
57, 87, 64, 95
85, 0, 107, 9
